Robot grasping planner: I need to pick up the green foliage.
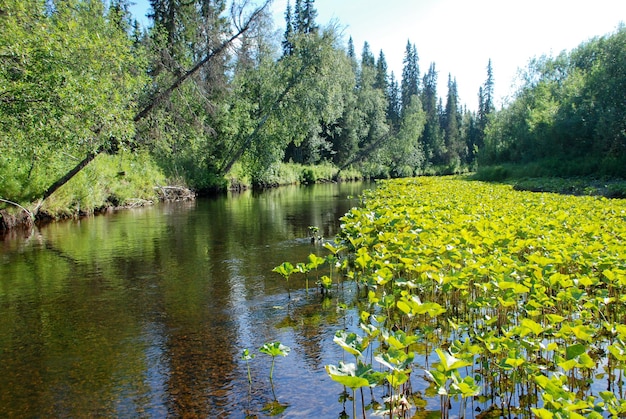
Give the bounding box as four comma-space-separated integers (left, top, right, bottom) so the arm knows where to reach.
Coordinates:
259, 341, 291, 385
284, 176, 626, 416
0, 0, 147, 203
40, 151, 166, 216
481, 27, 626, 177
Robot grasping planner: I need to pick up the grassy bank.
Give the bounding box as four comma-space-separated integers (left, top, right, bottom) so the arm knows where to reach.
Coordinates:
0, 155, 368, 232
225, 161, 364, 191
474, 164, 626, 198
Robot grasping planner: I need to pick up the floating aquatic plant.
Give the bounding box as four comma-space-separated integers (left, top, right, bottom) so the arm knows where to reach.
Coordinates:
285, 177, 626, 417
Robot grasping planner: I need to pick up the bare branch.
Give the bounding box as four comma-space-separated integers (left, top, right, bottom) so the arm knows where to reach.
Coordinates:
0, 198, 33, 220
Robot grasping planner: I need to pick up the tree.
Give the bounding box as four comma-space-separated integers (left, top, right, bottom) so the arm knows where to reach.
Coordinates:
442, 74, 465, 168
387, 72, 401, 131
0, 0, 147, 204
233, 25, 353, 177
360, 41, 375, 70
480, 26, 626, 177
386, 95, 425, 176
301, 0, 318, 34
374, 50, 388, 92
357, 42, 389, 149
282, 1, 295, 56
293, 0, 302, 31
420, 63, 445, 165
401, 40, 419, 113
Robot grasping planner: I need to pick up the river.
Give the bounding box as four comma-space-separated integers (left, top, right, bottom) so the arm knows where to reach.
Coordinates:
0, 182, 375, 418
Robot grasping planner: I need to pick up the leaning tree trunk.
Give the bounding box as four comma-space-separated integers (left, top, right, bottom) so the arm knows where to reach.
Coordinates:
219, 67, 305, 176
33, 1, 270, 216
337, 132, 390, 173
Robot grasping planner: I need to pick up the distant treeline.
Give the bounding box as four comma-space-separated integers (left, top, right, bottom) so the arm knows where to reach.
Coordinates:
480, 25, 626, 178
1, 0, 624, 212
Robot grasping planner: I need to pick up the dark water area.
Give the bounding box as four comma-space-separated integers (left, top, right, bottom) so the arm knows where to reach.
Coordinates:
0, 182, 375, 418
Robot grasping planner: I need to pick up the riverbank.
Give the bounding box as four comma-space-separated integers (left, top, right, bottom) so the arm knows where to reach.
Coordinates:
0, 185, 195, 235
474, 164, 626, 198
0, 158, 366, 234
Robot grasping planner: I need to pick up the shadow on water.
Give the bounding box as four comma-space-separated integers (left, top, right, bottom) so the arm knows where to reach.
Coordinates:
0, 182, 374, 418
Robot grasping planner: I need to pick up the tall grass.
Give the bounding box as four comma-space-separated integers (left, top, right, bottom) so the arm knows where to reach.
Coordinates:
40, 151, 167, 218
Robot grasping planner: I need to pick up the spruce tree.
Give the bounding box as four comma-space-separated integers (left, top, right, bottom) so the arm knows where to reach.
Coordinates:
361, 42, 375, 69
476, 59, 495, 152
347, 36, 356, 60
375, 50, 388, 92
282, 1, 294, 56
346, 37, 358, 76
302, 0, 318, 34
293, 0, 304, 33
443, 74, 465, 166
482, 59, 495, 115
387, 72, 401, 131
401, 40, 419, 114
420, 62, 445, 164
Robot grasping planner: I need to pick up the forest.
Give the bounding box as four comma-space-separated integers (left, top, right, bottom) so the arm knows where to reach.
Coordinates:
0, 0, 624, 222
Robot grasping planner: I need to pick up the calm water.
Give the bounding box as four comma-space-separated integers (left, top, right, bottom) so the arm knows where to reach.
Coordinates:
0, 182, 374, 418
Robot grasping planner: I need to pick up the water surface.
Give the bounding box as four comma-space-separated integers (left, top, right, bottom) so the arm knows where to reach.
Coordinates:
0, 182, 374, 418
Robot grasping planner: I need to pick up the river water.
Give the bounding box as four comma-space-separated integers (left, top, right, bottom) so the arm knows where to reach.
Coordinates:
0, 182, 375, 418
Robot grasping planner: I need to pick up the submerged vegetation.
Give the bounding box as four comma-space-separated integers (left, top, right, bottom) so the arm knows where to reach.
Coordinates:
282, 176, 626, 417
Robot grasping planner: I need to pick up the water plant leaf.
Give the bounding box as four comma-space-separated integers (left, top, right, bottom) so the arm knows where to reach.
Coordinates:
520, 318, 544, 336
375, 348, 414, 372
325, 361, 373, 390
435, 348, 471, 372
259, 341, 291, 358
323, 242, 346, 255
383, 329, 418, 350
333, 331, 368, 358
497, 281, 530, 294
241, 348, 255, 361
546, 314, 565, 324
451, 376, 481, 398
272, 262, 295, 279
306, 253, 325, 269
531, 408, 554, 419
262, 400, 289, 415
565, 343, 587, 360
385, 369, 409, 388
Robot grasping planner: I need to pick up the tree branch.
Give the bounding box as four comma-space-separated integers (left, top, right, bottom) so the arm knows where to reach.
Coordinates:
133, 0, 270, 123
219, 65, 306, 176
33, 1, 271, 214
0, 198, 33, 219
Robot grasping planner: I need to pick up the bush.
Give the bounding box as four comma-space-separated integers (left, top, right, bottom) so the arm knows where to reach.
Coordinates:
473, 165, 511, 181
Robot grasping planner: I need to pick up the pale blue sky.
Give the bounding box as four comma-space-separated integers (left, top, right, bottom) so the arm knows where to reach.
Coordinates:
129, 0, 625, 110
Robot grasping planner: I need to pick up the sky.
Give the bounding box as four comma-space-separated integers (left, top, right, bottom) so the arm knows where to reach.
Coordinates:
129, 0, 625, 110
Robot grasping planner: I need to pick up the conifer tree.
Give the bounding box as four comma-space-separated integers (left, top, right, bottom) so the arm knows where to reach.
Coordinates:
346, 36, 358, 74
387, 72, 401, 131
301, 0, 318, 34
401, 40, 419, 113
347, 36, 356, 60
375, 50, 388, 92
361, 42, 375, 69
443, 74, 465, 167
282, 1, 294, 56
293, 0, 304, 33
421, 62, 445, 164
476, 59, 495, 153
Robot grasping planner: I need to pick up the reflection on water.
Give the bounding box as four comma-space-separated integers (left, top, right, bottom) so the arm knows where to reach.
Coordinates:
0, 182, 373, 418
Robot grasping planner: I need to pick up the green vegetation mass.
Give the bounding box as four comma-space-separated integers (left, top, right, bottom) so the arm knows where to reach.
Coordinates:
1, 0, 624, 221
292, 177, 626, 417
